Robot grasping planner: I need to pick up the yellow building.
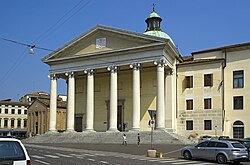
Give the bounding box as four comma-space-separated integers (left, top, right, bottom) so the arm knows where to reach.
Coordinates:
42, 8, 250, 139
28, 98, 66, 135
43, 9, 179, 133
191, 43, 250, 138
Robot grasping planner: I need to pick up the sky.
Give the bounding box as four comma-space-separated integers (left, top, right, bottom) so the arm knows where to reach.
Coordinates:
0, 0, 250, 101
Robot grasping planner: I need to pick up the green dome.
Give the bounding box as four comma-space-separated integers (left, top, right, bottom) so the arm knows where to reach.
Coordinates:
144, 30, 175, 45
144, 9, 175, 46
148, 11, 161, 18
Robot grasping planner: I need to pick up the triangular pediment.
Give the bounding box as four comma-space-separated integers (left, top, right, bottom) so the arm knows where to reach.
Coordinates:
43, 25, 168, 62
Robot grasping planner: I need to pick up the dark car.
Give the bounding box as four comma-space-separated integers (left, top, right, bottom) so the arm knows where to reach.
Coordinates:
218, 136, 230, 140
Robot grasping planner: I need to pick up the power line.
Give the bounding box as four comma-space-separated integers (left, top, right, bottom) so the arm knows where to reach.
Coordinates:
35, 0, 92, 44
0, 0, 93, 99
0, 36, 53, 52
34, 0, 87, 44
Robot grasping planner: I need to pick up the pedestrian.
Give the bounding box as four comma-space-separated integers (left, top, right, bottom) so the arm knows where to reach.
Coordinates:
137, 133, 140, 147
122, 134, 127, 146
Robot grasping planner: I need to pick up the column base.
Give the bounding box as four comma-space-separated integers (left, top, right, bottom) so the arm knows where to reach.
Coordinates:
106, 128, 119, 132
165, 128, 174, 133
129, 128, 140, 132
155, 128, 166, 132
46, 130, 58, 134
64, 129, 76, 133
83, 129, 96, 133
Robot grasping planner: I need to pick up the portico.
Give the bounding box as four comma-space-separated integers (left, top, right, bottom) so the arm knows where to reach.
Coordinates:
46, 59, 175, 133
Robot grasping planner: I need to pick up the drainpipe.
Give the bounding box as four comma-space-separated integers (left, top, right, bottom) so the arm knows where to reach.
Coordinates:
222, 50, 227, 132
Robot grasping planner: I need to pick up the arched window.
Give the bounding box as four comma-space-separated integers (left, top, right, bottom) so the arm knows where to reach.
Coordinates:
233, 120, 244, 138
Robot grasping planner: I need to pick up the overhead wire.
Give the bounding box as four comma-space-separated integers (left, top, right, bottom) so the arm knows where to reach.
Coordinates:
0, 0, 93, 98
34, 0, 87, 44
35, 0, 92, 44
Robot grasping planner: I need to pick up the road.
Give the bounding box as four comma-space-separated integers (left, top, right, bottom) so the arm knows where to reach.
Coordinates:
25, 144, 250, 165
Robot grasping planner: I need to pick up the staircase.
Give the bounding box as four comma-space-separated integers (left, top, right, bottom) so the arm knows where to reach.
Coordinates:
24, 131, 196, 145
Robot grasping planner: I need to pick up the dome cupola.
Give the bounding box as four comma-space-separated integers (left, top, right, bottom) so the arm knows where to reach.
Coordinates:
144, 6, 175, 45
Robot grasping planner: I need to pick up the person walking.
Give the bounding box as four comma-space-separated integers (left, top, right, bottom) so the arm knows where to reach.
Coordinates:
122, 134, 127, 146
137, 133, 140, 147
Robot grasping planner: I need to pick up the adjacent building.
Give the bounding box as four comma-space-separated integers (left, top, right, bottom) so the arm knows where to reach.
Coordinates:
27, 97, 66, 135
19, 92, 50, 103
0, 100, 29, 137
41, 8, 250, 139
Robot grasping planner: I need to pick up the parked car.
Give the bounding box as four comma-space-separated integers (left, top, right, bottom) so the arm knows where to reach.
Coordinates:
199, 135, 212, 142
218, 136, 230, 140
181, 140, 248, 164
0, 138, 30, 165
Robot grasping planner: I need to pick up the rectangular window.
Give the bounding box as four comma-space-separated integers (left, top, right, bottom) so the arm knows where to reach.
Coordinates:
4, 119, 8, 127
11, 109, 15, 114
24, 110, 27, 114
204, 120, 212, 130
24, 120, 27, 128
5, 109, 8, 114
186, 100, 193, 110
185, 76, 193, 88
204, 98, 212, 109
204, 74, 213, 87
186, 120, 193, 130
11, 119, 14, 127
18, 109, 21, 114
234, 96, 243, 109
233, 70, 244, 88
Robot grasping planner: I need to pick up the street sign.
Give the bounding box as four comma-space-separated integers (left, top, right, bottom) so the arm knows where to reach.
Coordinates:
148, 110, 156, 119
149, 119, 155, 128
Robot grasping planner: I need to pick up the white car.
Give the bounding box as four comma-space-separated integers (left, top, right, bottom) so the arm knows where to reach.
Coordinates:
0, 138, 30, 165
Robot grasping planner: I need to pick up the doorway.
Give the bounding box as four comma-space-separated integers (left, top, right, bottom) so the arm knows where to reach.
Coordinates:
117, 105, 124, 132
106, 100, 125, 131
75, 116, 83, 132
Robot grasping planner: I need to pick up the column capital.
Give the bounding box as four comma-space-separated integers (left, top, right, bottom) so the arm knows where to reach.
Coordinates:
107, 66, 118, 73
65, 72, 74, 78
48, 74, 57, 80
129, 63, 141, 70
166, 68, 173, 75
84, 69, 94, 75
154, 58, 167, 67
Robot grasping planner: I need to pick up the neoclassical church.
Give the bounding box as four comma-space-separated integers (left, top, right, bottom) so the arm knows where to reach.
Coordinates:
43, 8, 250, 139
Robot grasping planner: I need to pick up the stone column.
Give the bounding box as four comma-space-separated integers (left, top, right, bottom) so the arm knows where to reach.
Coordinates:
48, 74, 57, 133
130, 63, 141, 131
107, 66, 118, 132
154, 59, 166, 130
84, 69, 95, 132
66, 72, 75, 132
0, 118, 3, 128
165, 69, 173, 131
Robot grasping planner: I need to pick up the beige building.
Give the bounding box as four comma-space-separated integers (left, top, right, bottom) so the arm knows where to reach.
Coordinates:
28, 98, 66, 135
42, 9, 250, 139
19, 91, 50, 103
0, 100, 28, 137
189, 43, 250, 138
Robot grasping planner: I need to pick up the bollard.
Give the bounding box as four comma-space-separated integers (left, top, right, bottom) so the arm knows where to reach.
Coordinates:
156, 152, 163, 158
147, 149, 157, 158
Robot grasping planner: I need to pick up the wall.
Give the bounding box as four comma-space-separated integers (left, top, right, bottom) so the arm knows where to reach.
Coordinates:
176, 61, 223, 138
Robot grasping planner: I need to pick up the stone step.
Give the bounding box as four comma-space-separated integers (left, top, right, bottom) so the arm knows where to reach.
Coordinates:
24, 131, 195, 144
